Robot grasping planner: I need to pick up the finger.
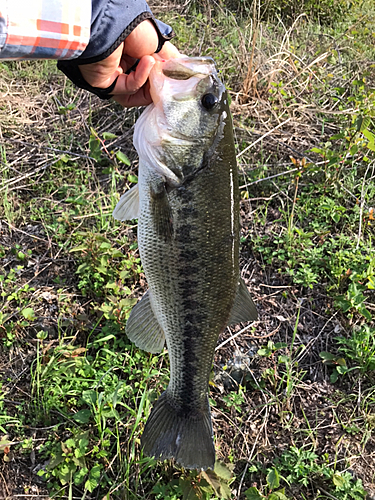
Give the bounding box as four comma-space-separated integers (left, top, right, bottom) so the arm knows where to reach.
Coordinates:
113, 82, 152, 108
111, 55, 155, 95
124, 20, 158, 59
119, 54, 138, 73
156, 42, 182, 60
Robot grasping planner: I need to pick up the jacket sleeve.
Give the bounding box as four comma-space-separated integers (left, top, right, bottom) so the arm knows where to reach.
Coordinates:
0, 0, 91, 59
75, 0, 174, 64
0, 0, 174, 62
56, 0, 175, 99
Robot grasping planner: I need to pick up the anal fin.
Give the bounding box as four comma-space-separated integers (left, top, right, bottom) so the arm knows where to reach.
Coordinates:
228, 277, 258, 325
126, 290, 166, 353
112, 184, 139, 221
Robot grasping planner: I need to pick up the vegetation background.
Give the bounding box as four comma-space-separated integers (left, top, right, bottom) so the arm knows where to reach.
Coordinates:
0, 0, 374, 498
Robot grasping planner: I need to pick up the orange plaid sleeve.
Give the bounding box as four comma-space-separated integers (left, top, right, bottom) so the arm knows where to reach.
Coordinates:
0, 0, 91, 60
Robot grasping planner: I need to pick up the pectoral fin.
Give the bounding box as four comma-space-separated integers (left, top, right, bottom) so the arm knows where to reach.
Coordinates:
112, 184, 139, 221
126, 290, 166, 353
150, 180, 173, 240
228, 278, 258, 325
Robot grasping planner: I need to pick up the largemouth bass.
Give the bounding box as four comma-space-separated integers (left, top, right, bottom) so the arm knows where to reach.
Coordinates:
113, 56, 257, 470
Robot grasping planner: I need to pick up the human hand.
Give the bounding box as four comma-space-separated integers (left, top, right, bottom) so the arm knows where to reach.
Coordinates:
78, 20, 180, 107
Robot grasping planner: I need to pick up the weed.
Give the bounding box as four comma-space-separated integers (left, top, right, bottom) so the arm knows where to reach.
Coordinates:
223, 386, 246, 413
245, 467, 290, 499
70, 232, 141, 298
274, 446, 367, 499
321, 325, 375, 382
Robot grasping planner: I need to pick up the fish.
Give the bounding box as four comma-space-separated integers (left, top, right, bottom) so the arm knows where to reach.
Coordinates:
113, 56, 258, 470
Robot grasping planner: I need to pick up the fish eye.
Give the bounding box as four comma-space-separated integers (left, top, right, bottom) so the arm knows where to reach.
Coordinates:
201, 93, 218, 110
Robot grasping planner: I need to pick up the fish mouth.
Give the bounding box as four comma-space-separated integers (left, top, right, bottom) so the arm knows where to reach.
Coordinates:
149, 56, 222, 105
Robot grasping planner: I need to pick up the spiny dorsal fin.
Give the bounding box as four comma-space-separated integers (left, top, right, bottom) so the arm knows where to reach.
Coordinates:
112, 184, 139, 221
228, 278, 258, 325
126, 290, 166, 353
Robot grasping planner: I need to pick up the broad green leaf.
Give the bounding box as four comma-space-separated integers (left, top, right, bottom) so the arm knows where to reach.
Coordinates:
336, 358, 347, 367
274, 342, 288, 349
89, 136, 101, 161
70, 244, 88, 253
74, 466, 89, 485
111, 250, 124, 258
267, 468, 280, 489
330, 370, 339, 383
336, 365, 348, 375
214, 461, 233, 481
272, 490, 289, 500
201, 470, 221, 496
245, 486, 263, 499
278, 355, 289, 364
65, 438, 75, 449
58, 462, 76, 485
72, 409, 91, 424
333, 473, 345, 488
329, 133, 345, 140
319, 351, 336, 361
220, 482, 232, 499
360, 307, 372, 320
363, 128, 375, 142
128, 174, 138, 183
47, 448, 64, 470
21, 308, 36, 321
102, 132, 118, 140
116, 150, 131, 165
82, 390, 97, 406
179, 478, 201, 500
258, 348, 271, 356
85, 465, 102, 493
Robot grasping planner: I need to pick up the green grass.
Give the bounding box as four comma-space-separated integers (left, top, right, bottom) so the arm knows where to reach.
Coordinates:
1, 0, 375, 498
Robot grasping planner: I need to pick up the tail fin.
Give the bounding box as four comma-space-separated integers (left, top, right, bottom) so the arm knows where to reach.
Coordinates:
141, 391, 215, 470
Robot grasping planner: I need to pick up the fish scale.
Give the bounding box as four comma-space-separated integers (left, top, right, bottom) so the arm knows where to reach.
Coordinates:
139, 158, 238, 408
112, 56, 258, 470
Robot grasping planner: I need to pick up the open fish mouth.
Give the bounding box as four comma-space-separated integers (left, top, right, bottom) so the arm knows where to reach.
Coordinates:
149, 56, 225, 110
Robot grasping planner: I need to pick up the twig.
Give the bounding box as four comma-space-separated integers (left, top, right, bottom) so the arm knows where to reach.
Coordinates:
241, 167, 299, 187
236, 117, 292, 158
0, 470, 10, 497
284, 52, 329, 88
237, 399, 269, 499
260, 284, 291, 289
295, 312, 339, 365
0, 218, 53, 245
311, 483, 340, 500
216, 323, 278, 351
0, 137, 94, 159
0, 159, 60, 192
